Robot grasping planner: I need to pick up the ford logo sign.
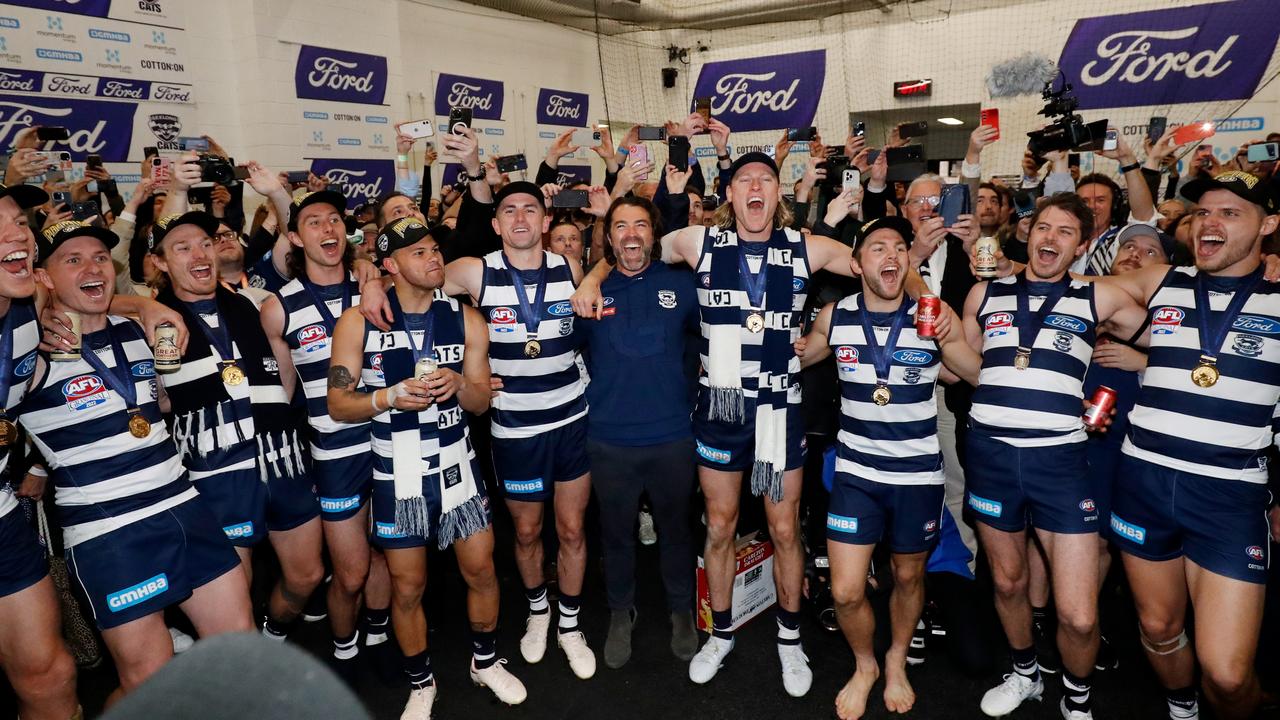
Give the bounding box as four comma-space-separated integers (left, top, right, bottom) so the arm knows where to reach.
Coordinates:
1233, 315, 1280, 335
892, 349, 932, 365
547, 301, 575, 317
1044, 314, 1087, 333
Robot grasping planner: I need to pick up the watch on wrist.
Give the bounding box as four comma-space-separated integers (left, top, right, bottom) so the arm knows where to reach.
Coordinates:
1119, 161, 1141, 174
717, 153, 731, 162
463, 170, 486, 182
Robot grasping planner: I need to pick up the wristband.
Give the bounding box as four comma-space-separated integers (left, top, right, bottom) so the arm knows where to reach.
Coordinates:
960, 160, 982, 179
617, 146, 629, 157
1119, 161, 1141, 174
27, 465, 47, 478
717, 153, 731, 162
371, 388, 385, 412
119, 210, 136, 224
463, 170, 486, 183
396, 154, 409, 164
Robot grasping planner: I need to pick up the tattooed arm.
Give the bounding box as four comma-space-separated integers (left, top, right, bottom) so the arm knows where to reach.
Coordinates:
327, 307, 431, 421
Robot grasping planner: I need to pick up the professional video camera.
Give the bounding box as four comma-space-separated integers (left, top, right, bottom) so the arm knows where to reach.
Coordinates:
1026, 80, 1108, 156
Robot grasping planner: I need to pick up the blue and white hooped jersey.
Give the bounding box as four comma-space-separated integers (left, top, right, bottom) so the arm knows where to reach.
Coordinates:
969, 276, 1098, 446
828, 295, 943, 485
1124, 267, 1280, 483
477, 250, 586, 440
0, 300, 39, 521
360, 291, 479, 489
277, 274, 371, 465
694, 226, 810, 402
19, 316, 192, 547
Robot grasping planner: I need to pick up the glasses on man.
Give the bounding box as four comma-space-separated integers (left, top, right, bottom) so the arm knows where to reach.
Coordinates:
904, 195, 941, 208
213, 230, 239, 245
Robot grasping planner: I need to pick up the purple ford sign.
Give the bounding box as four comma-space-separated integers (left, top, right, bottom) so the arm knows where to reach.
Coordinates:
434, 73, 504, 121
295, 45, 388, 106
536, 88, 588, 127
1058, 0, 1280, 109
691, 50, 825, 133
0, 94, 136, 161
309, 159, 395, 206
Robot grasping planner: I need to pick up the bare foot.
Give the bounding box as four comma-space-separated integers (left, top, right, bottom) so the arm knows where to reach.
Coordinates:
883, 663, 916, 714
835, 666, 880, 720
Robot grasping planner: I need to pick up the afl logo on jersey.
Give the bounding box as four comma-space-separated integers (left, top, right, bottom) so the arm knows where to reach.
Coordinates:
835, 345, 858, 373
63, 374, 109, 411
370, 353, 384, 379
1151, 307, 1184, 335
298, 324, 328, 352
490, 306, 517, 332
985, 312, 1012, 337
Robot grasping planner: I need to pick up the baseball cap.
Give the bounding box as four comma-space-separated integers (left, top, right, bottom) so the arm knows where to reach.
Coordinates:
1115, 222, 1176, 263
37, 220, 117, 266
854, 216, 915, 251
374, 217, 432, 262
493, 181, 544, 209
728, 152, 779, 182
149, 211, 220, 252
1181, 170, 1277, 214
0, 182, 48, 210
287, 189, 348, 232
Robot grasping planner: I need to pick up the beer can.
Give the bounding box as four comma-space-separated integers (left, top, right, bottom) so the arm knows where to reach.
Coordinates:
414, 357, 438, 381
1082, 385, 1117, 430
50, 310, 81, 361
153, 322, 181, 373
975, 236, 1000, 279
916, 295, 941, 339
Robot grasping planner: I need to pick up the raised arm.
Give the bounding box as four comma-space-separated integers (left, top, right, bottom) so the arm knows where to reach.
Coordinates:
806, 233, 855, 277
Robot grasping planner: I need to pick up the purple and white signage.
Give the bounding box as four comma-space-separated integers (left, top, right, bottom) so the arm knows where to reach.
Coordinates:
691, 50, 825, 133
309, 158, 395, 206
536, 88, 588, 127
1058, 0, 1280, 109
434, 73, 504, 120
0, 94, 136, 161
295, 45, 388, 106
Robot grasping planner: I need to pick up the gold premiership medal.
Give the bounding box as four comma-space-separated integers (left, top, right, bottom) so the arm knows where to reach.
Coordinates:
872, 384, 892, 406
1013, 348, 1031, 370
221, 363, 245, 386
1191, 361, 1220, 388
0, 418, 16, 447
524, 339, 541, 358
746, 312, 765, 333
128, 413, 151, 438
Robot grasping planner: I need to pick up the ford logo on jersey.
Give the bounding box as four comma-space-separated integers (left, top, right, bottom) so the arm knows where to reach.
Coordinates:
892, 349, 932, 365
63, 374, 108, 411
547, 301, 574, 317
130, 360, 155, 378
985, 311, 1012, 337
792, 277, 806, 292
1233, 315, 1280, 335
14, 352, 35, 378
1044, 314, 1087, 333
1151, 306, 1184, 334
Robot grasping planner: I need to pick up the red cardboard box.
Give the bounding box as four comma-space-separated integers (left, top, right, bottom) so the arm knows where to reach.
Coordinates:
695, 532, 777, 632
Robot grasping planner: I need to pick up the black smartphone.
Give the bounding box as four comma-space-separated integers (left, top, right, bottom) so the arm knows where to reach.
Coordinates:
886, 145, 923, 164
1147, 116, 1168, 144
448, 107, 473, 134
51, 191, 72, 209
898, 121, 929, 139
938, 183, 971, 227
853, 121, 866, 138
865, 149, 881, 165
36, 126, 70, 142
233, 165, 251, 181
496, 154, 528, 173
187, 185, 213, 207
668, 136, 690, 172
179, 136, 209, 152
85, 154, 103, 171
71, 201, 99, 222
786, 126, 817, 142
1013, 190, 1037, 219
143, 146, 159, 160
285, 170, 310, 185
637, 126, 667, 142
552, 189, 589, 208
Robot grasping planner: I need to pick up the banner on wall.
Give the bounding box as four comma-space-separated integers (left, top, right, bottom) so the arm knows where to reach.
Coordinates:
8, 0, 184, 26
434, 72, 504, 120
309, 157, 395, 206
535, 88, 588, 127
294, 45, 387, 106
1058, 0, 1280, 110
691, 50, 825, 133
0, 93, 138, 161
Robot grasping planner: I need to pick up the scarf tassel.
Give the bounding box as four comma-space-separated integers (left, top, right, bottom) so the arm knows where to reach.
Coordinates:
750, 460, 784, 504
708, 386, 745, 423
436, 494, 488, 550
393, 496, 430, 538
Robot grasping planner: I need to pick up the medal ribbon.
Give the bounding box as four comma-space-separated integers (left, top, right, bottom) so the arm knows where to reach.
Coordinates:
503, 254, 547, 340
1014, 272, 1071, 358
300, 277, 352, 330
80, 323, 139, 413
0, 309, 15, 419
191, 302, 238, 368
858, 300, 910, 389
387, 288, 435, 365
738, 243, 768, 310
1194, 267, 1263, 363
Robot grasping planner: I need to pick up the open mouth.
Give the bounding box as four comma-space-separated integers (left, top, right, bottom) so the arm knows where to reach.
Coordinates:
190, 263, 212, 281
746, 196, 765, 211
79, 279, 105, 299
1035, 245, 1060, 262
879, 263, 900, 284
320, 237, 340, 253
1196, 232, 1225, 259
0, 249, 29, 277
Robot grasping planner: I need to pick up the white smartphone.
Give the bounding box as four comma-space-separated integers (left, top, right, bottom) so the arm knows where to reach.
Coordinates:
842, 168, 861, 192
397, 119, 434, 140
1103, 128, 1119, 151
571, 128, 601, 147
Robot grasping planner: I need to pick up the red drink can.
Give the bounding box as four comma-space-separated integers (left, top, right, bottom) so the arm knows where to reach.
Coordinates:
916, 295, 941, 338
1083, 385, 1117, 430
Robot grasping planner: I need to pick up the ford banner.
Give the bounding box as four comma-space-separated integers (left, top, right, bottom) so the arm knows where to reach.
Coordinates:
434, 73, 504, 121
0, 94, 136, 161
536, 88, 588, 127
309, 158, 395, 206
1058, 0, 1280, 109
295, 45, 388, 106
691, 50, 825, 133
